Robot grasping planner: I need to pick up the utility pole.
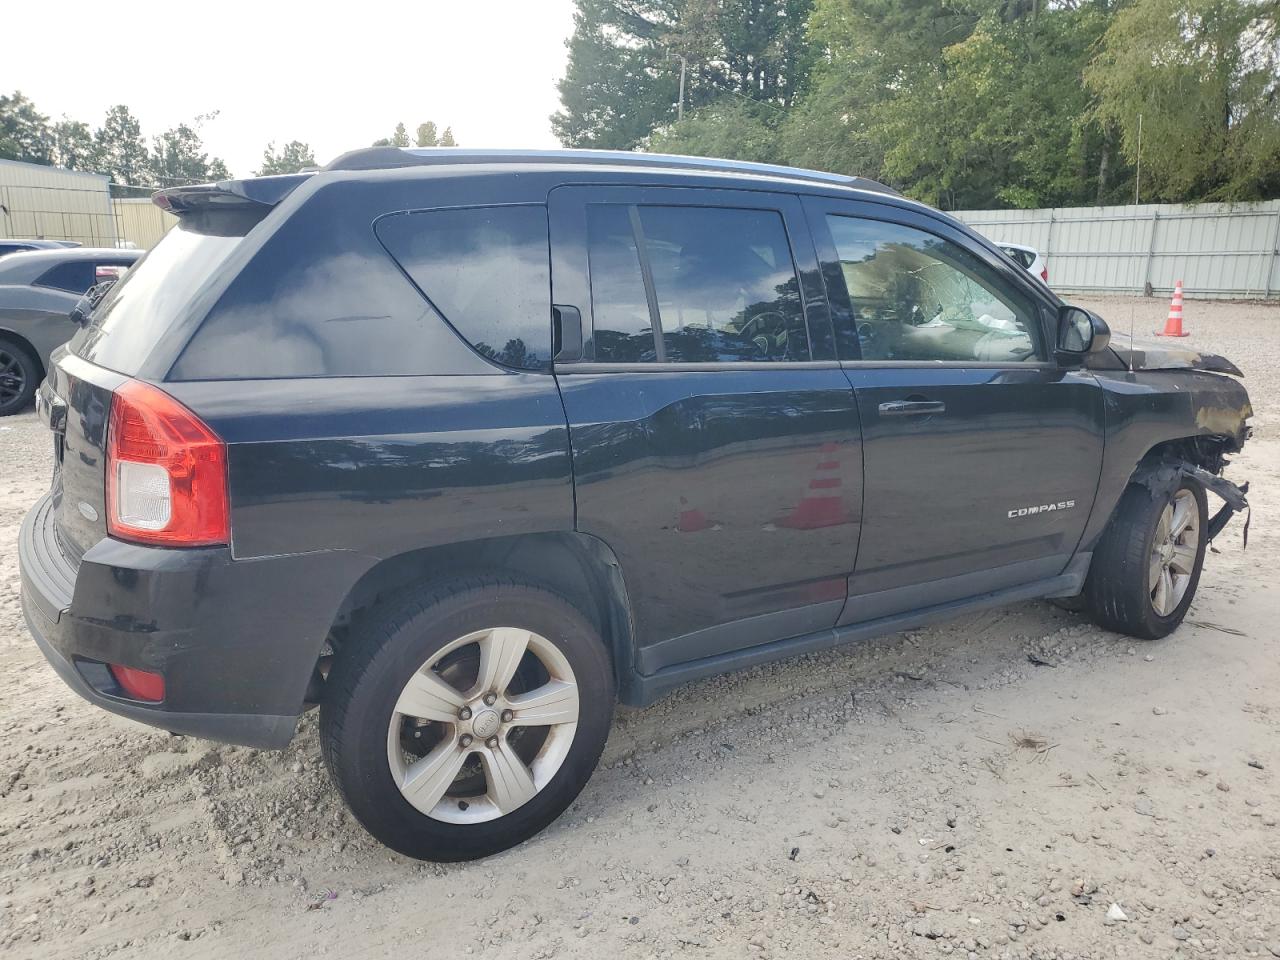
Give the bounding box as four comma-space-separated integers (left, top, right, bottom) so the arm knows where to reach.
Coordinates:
677, 54, 688, 122
1135, 113, 1143, 205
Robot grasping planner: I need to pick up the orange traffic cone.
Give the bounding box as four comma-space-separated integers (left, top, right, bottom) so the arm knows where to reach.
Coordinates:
676, 496, 713, 533
774, 442, 852, 530
1156, 280, 1189, 337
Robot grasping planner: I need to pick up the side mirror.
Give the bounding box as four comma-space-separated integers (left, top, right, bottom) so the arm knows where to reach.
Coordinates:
1055, 306, 1110, 364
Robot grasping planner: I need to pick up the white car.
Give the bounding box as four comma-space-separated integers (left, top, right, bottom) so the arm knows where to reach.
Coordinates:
998, 241, 1048, 286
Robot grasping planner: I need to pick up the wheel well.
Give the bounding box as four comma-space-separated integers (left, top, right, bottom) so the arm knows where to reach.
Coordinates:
0, 329, 45, 381
1134, 434, 1235, 480
316, 533, 635, 699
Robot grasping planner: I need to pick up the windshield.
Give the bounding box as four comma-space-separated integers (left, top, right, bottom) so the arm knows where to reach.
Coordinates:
69, 221, 247, 376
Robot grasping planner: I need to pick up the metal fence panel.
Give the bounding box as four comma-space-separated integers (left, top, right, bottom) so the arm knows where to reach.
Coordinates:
1, 159, 182, 251
0, 159, 116, 246
955, 200, 1280, 299
110, 198, 178, 249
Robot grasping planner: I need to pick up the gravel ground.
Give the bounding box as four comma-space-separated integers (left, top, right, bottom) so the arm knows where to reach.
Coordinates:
1, 295, 1278, 960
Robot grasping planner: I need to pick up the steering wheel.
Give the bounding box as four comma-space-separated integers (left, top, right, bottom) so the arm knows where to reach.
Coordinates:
739, 311, 789, 358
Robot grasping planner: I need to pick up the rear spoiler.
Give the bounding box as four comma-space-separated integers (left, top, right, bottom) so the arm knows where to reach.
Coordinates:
152, 173, 312, 215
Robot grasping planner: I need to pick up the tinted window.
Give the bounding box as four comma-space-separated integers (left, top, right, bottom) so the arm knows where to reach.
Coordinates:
588, 204, 808, 363
33, 260, 95, 293
72, 224, 245, 376
827, 217, 1040, 363
586, 205, 656, 362
378, 205, 550, 370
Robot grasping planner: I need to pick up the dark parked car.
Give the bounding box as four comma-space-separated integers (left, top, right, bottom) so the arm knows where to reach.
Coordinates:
19, 149, 1251, 862
0, 238, 82, 258
0, 246, 141, 414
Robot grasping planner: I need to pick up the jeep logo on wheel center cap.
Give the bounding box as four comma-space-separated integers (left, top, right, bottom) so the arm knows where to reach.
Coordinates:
472, 709, 500, 739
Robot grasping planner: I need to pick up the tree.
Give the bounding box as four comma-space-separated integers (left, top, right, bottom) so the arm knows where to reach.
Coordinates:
415, 121, 438, 147
650, 98, 785, 162
554, 0, 814, 150
150, 123, 230, 185
94, 105, 150, 185
1087, 0, 1280, 201
50, 119, 97, 171
392, 122, 411, 147
865, 7, 1120, 209
258, 140, 317, 175
552, 0, 684, 149
439, 126, 457, 146
0, 90, 52, 164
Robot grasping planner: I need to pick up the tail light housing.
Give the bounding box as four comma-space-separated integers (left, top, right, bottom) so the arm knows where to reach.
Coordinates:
106, 380, 229, 546
1041, 263, 1049, 283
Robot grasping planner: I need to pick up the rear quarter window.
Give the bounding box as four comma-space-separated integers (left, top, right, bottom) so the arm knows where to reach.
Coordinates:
33, 260, 95, 294
376, 205, 551, 371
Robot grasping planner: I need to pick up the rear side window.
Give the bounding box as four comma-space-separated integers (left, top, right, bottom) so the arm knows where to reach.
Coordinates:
377, 205, 550, 370
586, 204, 809, 363
33, 260, 95, 294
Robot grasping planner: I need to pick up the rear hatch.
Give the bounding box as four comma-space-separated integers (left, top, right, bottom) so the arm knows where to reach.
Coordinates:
40, 175, 309, 562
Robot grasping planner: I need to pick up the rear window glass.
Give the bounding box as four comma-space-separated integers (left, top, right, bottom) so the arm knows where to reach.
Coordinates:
71, 224, 244, 376
1002, 247, 1034, 269
376, 205, 551, 370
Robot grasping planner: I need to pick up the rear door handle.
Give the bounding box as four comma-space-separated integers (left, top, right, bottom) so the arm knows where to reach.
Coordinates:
878, 400, 945, 417
552, 304, 583, 362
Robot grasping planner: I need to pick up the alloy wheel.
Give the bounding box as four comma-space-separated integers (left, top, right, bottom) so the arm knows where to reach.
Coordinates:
386, 627, 580, 824
0, 349, 27, 409
1149, 488, 1199, 617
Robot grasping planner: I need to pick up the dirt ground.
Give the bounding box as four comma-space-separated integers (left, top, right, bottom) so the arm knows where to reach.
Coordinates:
1, 294, 1278, 960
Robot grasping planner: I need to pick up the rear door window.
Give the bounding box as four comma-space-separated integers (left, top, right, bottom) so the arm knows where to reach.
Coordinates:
586, 204, 809, 363
377, 205, 551, 370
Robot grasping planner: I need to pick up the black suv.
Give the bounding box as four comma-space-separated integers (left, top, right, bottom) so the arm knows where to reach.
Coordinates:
19, 149, 1251, 861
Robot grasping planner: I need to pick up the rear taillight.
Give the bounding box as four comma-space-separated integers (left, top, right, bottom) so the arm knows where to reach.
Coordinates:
106, 380, 229, 547
1041, 264, 1049, 283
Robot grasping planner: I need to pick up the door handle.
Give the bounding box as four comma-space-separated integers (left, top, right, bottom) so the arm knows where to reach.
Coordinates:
552, 304, 583, 362
878, 400, 946, 417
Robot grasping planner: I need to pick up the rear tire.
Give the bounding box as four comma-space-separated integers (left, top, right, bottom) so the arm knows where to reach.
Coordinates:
0, 337, 39, 417
1082, 477, 1208, 640
320, 577, 614, 861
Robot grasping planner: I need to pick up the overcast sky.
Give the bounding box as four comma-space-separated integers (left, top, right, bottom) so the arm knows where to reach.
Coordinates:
2, 0, 577, 176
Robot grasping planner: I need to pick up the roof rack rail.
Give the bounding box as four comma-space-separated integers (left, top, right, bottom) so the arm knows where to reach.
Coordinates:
323, 147, 898, 196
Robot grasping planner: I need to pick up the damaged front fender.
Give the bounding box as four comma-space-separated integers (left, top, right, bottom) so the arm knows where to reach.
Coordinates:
1132, 458, 1250, 546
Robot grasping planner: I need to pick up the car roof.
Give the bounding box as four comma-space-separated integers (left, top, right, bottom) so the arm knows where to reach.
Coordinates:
0, 238, 74, 250
325, 146, 901, 197
0, 246, 141, 285
996, 240, 1038, 254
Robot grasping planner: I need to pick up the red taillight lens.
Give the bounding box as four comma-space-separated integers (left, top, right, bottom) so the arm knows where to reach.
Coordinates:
1041, 265, 1049, 283
109, 664, 165, 702
106, 380, 229, 546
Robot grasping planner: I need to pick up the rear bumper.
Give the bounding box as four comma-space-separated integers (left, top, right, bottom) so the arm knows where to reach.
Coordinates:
19, 494, 368, 749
